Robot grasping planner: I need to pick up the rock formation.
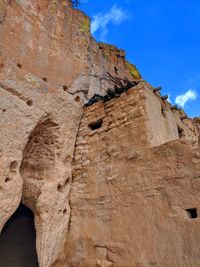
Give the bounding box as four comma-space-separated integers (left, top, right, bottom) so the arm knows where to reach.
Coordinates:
0, 1, 199, 267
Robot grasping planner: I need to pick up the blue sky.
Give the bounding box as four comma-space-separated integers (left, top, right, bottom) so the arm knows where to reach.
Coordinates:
79, 0, 200, 117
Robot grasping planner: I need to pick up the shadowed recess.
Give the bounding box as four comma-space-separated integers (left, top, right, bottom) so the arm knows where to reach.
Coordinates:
20, 118, 60, 182
0, 204, 39, 267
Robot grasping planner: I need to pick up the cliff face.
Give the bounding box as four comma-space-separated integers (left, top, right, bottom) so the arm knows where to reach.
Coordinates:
0, 1, 200, 267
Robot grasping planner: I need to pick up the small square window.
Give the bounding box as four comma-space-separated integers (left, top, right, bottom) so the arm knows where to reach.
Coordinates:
186, 208, 198, 219
88, 119, 103, 130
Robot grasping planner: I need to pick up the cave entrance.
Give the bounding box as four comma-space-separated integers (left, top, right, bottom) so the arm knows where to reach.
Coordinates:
0, 204, 39, 267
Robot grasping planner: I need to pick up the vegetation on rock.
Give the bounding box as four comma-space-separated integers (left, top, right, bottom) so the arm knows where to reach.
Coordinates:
126, 61, 141, 79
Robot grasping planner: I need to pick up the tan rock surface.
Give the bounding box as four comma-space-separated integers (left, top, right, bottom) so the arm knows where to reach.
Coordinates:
0, 1, 200, 267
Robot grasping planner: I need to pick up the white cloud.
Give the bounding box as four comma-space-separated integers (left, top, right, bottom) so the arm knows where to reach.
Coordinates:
91, 5, 128, 40
167, 94, 172, 104
175, 89, 197, 107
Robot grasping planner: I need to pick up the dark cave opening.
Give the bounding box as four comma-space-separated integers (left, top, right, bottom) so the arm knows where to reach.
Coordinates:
0, 204, 39, 267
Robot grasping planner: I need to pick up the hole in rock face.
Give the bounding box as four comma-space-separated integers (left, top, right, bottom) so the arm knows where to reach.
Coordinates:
42, 77, 48, 82
75, 95, 80, 102
161, 106, 166, 117
57, 178, 69, 193
177, 125, 185, 138
5, 177, 11, 183
17, 63, 22, 69
63, 85, 68, 91
57, 184, 62, 192
88, 119, 103, 130
186, 208, 198, 219
0, 204, 39, 267
63, 209, 67, 214
27, 100, 33, 106
114, 66, 118, 75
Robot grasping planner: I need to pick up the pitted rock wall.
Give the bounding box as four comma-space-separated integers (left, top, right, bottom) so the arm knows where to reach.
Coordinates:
0, 0, 141, 266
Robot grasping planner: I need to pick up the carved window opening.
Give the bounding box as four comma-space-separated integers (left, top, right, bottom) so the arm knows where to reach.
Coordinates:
88, 119, 103, 130
186, 208, 198, 219
0, 204, 39, 267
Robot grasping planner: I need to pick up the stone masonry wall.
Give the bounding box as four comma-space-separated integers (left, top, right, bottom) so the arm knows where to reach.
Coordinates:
64, 87, 200, 267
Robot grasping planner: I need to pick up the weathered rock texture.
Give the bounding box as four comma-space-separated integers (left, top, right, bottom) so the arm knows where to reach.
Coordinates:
0, 1, 200, 267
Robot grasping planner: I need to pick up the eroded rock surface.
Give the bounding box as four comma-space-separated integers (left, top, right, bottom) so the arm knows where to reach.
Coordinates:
0, 1, 200, 267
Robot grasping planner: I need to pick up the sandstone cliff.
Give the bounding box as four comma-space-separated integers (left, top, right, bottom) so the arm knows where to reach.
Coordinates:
0, 1, 200, 267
